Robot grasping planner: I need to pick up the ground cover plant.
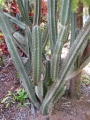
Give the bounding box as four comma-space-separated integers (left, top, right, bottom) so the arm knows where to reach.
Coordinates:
0, 0, 90, 120
1, 88, 29, 108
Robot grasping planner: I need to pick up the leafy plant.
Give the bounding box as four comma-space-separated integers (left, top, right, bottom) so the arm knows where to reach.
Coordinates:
1, 91, 16, 108
0, 0, 90, 119
15, 88, 29, 105
1, 88, 29, 108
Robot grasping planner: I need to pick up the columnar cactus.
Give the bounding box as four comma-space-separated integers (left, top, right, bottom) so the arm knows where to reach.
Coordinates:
32, 26, 42, 85
0, 0, 90, 119
33, 0, 41, 26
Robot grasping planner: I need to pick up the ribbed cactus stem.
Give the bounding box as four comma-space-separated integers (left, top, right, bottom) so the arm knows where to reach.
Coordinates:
44, 60, 52, 85
47, 0, 57, 54
35, 81, 43, 101
42, 25, 49, 52
4, 12, 26, 30
32, 25, 42, 85
60, 0, 72, 25
17, 0, 29, 25
70, 12, 76, 47
51, 21, 68, 81
33, 0, 41, 26
51, 0, 71, 81
25, 26, 32, 55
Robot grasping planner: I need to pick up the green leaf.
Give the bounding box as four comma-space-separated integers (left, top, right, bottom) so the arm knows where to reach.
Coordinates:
15, 73, 20, 78
1, 97, 9, 103
5, 103, 10, 108
23, 102, 30, 108
7, 91, 13, 96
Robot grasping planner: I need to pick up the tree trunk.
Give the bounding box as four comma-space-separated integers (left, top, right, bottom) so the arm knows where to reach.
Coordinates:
69, 72, 82, 99
76, 1, 83, 29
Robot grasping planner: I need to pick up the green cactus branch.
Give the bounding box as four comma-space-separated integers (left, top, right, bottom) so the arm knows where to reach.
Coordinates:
17, 0, 29, 25
60, 0, 72, 25
65, 54, 90, 82
51, 0, 71, 81
13, 32, 25, 45
70, 12, 76, 47
47, 0, 57, 54
32, 25, 42, 85
42, 24, 49, 52
4, 12, 26, 30
33, 0, 41, 26
4, 12, 32, 57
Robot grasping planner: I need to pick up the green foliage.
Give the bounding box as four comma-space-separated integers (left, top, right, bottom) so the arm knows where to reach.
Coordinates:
15, 73, 20, 78
15, 88, 30, 107
15, 88, 28, 103
45, 42, 51, 56
1, 91, 17, 108
0, 0, 3, 5
1, 88, 29, 108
